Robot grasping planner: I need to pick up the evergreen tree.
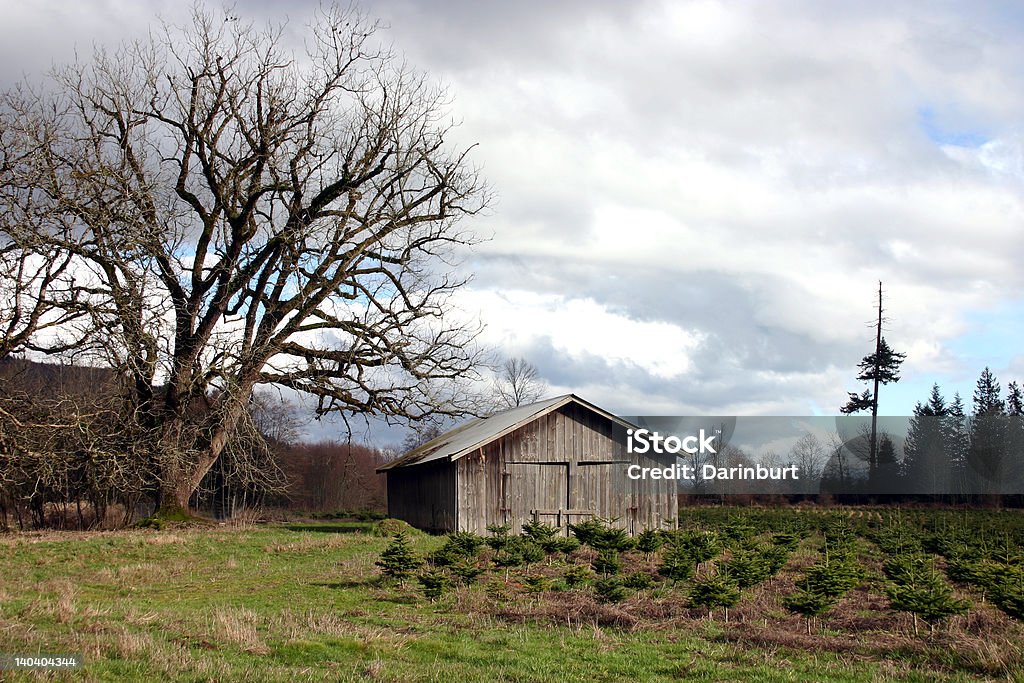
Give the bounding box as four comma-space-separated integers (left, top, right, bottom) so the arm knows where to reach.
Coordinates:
563, 565, 592, 589
450, 558, 485, 585
485, 523, 512, 551
592, 549, 622, 576
494, 543, 524, 581
969, 367, 1008, 494
658, 541, 695, 583
974, 368, 1005, 416
549, 536, 581, 557
636, 528, 663, 560
784, 589, 836, 635
1006, 381, 1024, 493
689, 575, 741, 621
902, 384, 950, 494
840, 338, 907, 417
797, 559, 863, 597
376, 533, 423, 586
723, 549, 771, 589
594, 577, 630, 603
944, 393, 971, 496
519, 539, 545, 573
417, 569, 451, 602
993, 570, 1024, 621
624, 571, 655, 591
877, 433, 898, 477
672, 530, 721, 567
522, 520, 558, 543
1007, 382, 1024, 417
839, 283, 907, 481
885, 560, 969, 635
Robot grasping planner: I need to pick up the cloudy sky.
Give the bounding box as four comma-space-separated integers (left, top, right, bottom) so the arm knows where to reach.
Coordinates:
3, 1, 1023, 443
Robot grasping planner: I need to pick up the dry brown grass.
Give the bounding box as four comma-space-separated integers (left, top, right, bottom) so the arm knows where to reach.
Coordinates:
52, 578, 78, 624
211, 606, 270, 655
224, 507, 264, 530
263, 534, 353, 554
123, 607, 161, 627
116, 626, 158, 657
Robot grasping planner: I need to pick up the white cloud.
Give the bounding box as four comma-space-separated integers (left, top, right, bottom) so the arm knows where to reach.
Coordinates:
457, 288, 704, 380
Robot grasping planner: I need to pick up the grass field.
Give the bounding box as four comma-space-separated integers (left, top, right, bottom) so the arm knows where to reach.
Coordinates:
1, 509, 1023, 682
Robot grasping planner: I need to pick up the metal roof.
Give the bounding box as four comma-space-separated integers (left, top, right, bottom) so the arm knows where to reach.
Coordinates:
376, 393, 635, 472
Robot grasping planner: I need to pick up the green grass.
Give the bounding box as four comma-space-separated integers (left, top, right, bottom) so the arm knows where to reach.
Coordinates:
0, 517, 1019, 681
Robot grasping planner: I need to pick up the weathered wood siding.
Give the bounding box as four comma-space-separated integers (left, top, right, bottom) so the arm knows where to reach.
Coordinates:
455, 403, 677, 535
386, 460, 455, 533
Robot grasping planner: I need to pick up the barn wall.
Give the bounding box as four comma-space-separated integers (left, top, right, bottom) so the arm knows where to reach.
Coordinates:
386, 460, 456, 533
455, 403, 677, 535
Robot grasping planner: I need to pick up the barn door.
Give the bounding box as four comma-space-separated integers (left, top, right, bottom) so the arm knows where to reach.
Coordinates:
573, 462, 632, 532
503, 462, 568, 531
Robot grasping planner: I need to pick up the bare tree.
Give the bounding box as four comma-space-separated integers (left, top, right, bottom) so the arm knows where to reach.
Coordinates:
401, 422, 447, 452
249, 392, 304, 447
788, 433, 826, 483
0, 5, 490, 515
493, 357, 546, 410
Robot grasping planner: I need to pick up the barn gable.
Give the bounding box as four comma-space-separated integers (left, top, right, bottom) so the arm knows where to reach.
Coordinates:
378, 394, 677, 534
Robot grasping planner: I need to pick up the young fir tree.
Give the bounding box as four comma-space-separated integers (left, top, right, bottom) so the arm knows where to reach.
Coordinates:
636, 528, 663, 560
658, 541, 695, 583
877, 433, 898, 484
592, 549, 623, 576
417, 569, 451, 602
519, 539, 545, 573
376, 533, 423, 587
885, 563, 969, 635
450, 557, 486, 585
784, 588, 836, 635
522, 520, 558, 543
563, 565, 592, 589
840, 282, 907, 482
485, 523, 512, 551
493, 543, 524, 582
594, 576, 630, 603
592, 525, 635, 552
993, 569, 1024, 621
723, 549, 771, 589
689, 575, 741, 622
624, 571, 655, 591
798, 557, 863, 598
675, 530, 722, 567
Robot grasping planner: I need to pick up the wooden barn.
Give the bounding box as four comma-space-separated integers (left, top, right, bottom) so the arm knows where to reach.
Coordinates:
377, 394, 677, 534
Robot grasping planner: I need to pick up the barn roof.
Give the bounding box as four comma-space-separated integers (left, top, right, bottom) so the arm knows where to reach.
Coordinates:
377, 393, 635, 472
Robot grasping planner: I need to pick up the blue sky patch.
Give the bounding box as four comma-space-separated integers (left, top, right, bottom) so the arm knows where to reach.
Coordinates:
917, 106, 989, 148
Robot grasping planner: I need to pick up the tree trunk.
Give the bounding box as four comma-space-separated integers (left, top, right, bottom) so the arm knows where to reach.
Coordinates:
155, 390, 251, 517
869, 281, 882, 480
